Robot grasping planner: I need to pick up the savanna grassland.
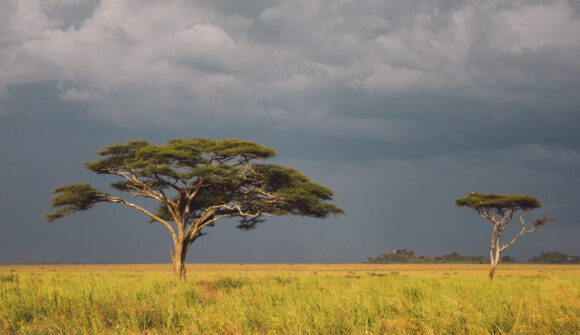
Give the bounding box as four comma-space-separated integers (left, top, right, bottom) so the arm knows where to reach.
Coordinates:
1, 264, 579, 334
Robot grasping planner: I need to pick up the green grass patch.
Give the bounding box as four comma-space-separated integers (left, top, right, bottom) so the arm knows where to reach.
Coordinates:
0, 266, 578, 334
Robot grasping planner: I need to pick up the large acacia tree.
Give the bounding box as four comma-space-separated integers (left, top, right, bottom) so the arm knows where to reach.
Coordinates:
46, 138, 344, 280
455, 192, 556, 279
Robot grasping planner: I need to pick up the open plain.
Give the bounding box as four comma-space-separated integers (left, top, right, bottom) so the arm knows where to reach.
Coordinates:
1, 264, 579, 334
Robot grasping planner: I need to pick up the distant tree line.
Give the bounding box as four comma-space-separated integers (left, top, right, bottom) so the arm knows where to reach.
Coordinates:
527, 251, 580, 264
364, 249, 580, 264
364, 249, 488, 264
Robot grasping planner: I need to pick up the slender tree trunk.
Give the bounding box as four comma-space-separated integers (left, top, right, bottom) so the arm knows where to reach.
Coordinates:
489, 237, 501, 280
489, 257, 496, 280
489, 265, 496, 279
489, 233, 495, 280
489, 229, 498, 280
172, 242, 187, 281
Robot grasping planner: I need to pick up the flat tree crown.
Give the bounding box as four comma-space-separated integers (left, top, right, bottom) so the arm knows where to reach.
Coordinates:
455, 191, 555, 280
45, 137, 343, 280
45, 138, 344, 227
455, 192, 541, 211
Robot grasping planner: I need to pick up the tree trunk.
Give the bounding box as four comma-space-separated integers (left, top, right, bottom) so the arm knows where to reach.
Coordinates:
489, 262, 497, 280
172, 243, 187, 281
489, 238, 501, 280
489, 240, 496, 280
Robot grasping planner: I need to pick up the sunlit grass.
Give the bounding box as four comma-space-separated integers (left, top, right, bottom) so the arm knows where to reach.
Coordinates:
1, 264, 579, 334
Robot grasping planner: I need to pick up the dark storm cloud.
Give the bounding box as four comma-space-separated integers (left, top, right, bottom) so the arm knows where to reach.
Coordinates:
2, 0, 578, 145
0, 0, 579, 263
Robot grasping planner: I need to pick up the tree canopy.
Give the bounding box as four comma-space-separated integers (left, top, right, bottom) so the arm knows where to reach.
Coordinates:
455, 192, 541, 212
46, 138, 344, 279
455, 191, 554, 280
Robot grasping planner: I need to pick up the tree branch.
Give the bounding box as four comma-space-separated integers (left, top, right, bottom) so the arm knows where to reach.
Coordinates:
185, 202, 275, 240
105, 195, 177, 245
153, 172, 183, 193
106, 169, 165, 201
119, 169, 182, 222
184, 188, 200, 214
220, 204, 270, 217
499, 211, 535, 252
129, 171, 165, 201
185, 206, 219, 239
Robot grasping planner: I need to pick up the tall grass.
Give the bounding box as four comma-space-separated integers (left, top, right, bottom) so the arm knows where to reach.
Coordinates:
0, 266, 578, 334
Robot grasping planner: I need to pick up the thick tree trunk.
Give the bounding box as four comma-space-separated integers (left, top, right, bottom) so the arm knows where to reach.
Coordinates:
172, 243, 187, 281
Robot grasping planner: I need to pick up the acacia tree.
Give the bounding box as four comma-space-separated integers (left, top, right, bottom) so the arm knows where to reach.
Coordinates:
45, 138, 344, 280
455, 192, 556, 280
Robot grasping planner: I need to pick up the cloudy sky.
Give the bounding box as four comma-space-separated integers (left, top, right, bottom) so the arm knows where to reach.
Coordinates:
1, 0, 579, 264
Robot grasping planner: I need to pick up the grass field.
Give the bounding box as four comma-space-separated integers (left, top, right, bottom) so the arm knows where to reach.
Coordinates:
1, 264, 579, 334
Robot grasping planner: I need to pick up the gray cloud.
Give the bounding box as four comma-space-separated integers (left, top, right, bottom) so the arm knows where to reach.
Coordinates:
2, 1, 579, 127
1, 0, 579, 263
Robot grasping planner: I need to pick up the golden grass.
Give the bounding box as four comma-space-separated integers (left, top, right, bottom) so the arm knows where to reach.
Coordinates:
4, 262, 579, 273
1, 264, 579, 334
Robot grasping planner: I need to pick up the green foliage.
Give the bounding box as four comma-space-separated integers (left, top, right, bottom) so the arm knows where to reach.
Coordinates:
84, 138, 277, 177
44, 183, 107, 222
46, 138, 343, 279
46, 137, 343, 231
455, 192, 541, 211
249, 164, 344, 218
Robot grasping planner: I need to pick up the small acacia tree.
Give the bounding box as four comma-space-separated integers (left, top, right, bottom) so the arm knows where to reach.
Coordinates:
46, 138, 344, 280
455, 192, 556, 279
